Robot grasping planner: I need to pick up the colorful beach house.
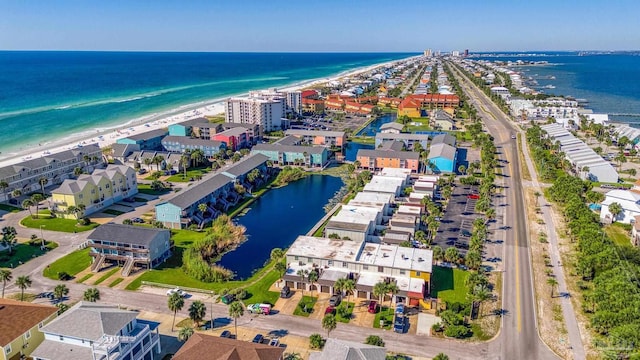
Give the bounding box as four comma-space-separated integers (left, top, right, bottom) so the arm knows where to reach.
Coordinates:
161, 136, 226, 157
211, 127, 251, 151
116, 128, 167, 151
427, 144, 457, 174
251, 142, 329, 168
284, 129, 346, 148
51, 165, 138, 219
0, 299, 58, 360
356, 149, 420, 172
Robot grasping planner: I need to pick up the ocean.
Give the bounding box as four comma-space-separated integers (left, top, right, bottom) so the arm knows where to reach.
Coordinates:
474, 53, 640, 126
0, 51, 415, 154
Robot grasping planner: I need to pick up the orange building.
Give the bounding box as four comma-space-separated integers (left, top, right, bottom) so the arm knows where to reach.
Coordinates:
302, 98, 325, 113
397, 94, 460, 118
356, 149, 420, 172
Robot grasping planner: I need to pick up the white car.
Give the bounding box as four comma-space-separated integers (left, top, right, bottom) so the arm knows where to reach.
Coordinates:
166, 288, 187, 297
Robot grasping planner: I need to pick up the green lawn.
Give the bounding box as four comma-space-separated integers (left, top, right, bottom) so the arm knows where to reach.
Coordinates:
166, 168, 210, 183
20, 211, 99, 233
605, 223, 632, 248
293, 296, 318, 317
137, 184, 171, 195
43, 248, 92, 280
76, 273, 93, 284
0, 203, 22, 213
93, 267, 119, 285
125, 228, 280, 305
0, 241, 58, 268
405, 117, 431, 132
349, 137, 375, 145
109, 278, 124, 287
103, 209, 126, 216
373, 306, 394, 329
335, 302, 355, 323
431, 266, 470, 304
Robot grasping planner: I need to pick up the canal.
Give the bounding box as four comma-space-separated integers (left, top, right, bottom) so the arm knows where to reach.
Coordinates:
355, 112, 397, 136
217, 175, 344, 279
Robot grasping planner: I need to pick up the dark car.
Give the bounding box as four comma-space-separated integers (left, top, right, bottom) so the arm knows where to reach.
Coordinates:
328, 294, 341, 307
220, 330, 231, 338
221, 294, 236, 305
252, 334, 264, 343
280, 285, 291, 298
393, 315, 405, 333
325, 306, 336, 315
368, 301, 378, 314
130, 217, 144, 223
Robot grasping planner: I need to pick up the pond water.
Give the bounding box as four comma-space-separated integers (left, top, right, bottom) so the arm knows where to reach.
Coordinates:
344, 142, 374, 162
355, 113, 397, 136
217, 175, 344, 279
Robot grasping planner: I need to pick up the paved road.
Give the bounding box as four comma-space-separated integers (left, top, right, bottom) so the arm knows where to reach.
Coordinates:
447, 62, 558, 360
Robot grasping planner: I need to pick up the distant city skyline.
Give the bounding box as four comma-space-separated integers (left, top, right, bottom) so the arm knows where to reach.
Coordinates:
1, 0, 638, 52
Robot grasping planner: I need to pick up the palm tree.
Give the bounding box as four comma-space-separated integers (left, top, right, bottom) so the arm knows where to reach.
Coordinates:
458, 164, 466, 175
83, 288, 100, 302
31, 194, 44, 218
433, 353, 450, 360
168, 292, 185, 332
445, 247, 460, 264
373, 281, 387, 306
11, 189, 22, 199
342, 279, 355, 304
228, 301, 244, 338
181, 154, 190, 178
143, 157, 153, 170
322, 314, 337, 338
297, 269, 309, 296
38, 177, 48, 195
15, 275, 31, 301
198, 203, 208, 218
22, 198, 34, 218
307, 270, 319, 298
66, 205, 78, 219
547, 278, 558, 298
77, 204, 86, 218
1, 226, 17, 254
283, 353, 303, 360
432, 246, 444, 265
0, 269, 12, 298
154, 155, 165, 171
0, 180, 8, 201
333, 278, 347, 298
188, 300, 207, 328
533, 191, 541, 207
74, 166, 83, 177
608, 202, 623, 222
178, 326, 194, 342
472, 284, 491, 318
270, 248, 284, 261
190, 149, 205, 168
385, 282, 399, 307
54, 284, 69, 302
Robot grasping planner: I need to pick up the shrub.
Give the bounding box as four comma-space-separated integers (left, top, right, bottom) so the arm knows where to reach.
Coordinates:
365, 335, 385, 347
444, 325, 471, 338
78, 217, 90, 226
57, 272, 71, 281
337, 305, 352, 319
431, 322, 443, 333
309, 333, 325, 350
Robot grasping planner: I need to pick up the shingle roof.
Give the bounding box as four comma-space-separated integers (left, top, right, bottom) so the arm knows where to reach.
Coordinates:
88, 223, 169, 247
431, 133, 456, 146
31, 340, 93, 360
0, 299, 57, 346
427, 143, 457, 160
379, 122, 405, 131
223, 153, 269, 178
308, 338, 386, 360
111, 143, 140, 158
167, 173, 233, 209
0, 144, 101, 180
162, 136, 224, 148
40, 302, 137, 341
122, 128, 167, 141
172, 333, 285, 360
379, 140, 405, 151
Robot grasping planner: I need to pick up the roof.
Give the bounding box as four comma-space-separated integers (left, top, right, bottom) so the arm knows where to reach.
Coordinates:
111, 143, 140, 158
222, 153, 269, 178
379, 122, 405, 131
0, 299, 57, 346
122, 128, 167, 141
252, 143, 326, 154
167, 173, 233, 209
285, 129, 346, 138
428, 143, 457, 160
357, 149, 419, 161
40, 302, 137, 341
287, 236, 364, 262
31, 340, 93, 360
308, 338, 386, 360
175, 117, 212, 127
375, 133, 429, 141
274, 135, 301, 146
173, 333, 284, 360
379, 140, 405, 151
161, 136, 224, 148
0, 144, 101, 180
215, 126, 250, 137
431, 133, 456, 146
89, 223, 169, 247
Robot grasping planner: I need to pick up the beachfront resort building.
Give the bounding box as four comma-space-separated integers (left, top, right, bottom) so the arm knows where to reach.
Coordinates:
169, 119, 259, 148
161, 136, 226, 157
32, 302, 161, 360
172, 333, 284, 360
284, 129, 346, 148
88, 223, 172, 276
0, 299, 58, 360
0, 144, 103, 201
284, 236, 433, 305
251, 136, 329, 168
51, 165, 137, 219
397, 94, 460, 118
116, 128, 167, 151
155, 154, 269, 229
599, 181, 640, 224
225, 90, 289, 132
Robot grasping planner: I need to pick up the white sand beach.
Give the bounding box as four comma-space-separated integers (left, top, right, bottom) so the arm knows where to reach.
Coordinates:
0, 58, 408, 169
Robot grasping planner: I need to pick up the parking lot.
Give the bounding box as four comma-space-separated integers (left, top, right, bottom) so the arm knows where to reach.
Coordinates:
432, 182, 481, 255
290, 112, 371, 134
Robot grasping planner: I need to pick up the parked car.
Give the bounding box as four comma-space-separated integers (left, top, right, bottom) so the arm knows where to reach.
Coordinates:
324, 306, 336, 315
220, 330, 231, 338
393, 315, 405, 333
467, 194, 480, 200
269, 338, 280, 347
368, 301, 378, 314
328, 294, 341, 307
166, 288, 187, 297
280, 285, 291, 298
511, 133, 517, 139
138, 169, 147, 175
247, 303, 271, 315
130, 217, 144, 223
221, 294, 236, 305
252, 334, 264, 343
395, 303, 405, 315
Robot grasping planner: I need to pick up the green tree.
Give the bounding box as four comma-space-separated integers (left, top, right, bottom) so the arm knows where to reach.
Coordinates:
308, 270, 319, 298
433, 353, 450, 360
229, 301, 244, 338
0, 181, 8, 202
608, 202, 623, 222
188, 300, 207, 328
365, 335, 385, 347
0, 269, 12, 298
11, 189, 22, 199
178, 326, 194, 342
270, 248, 284, 261
322, 314, 337, 338
54, 284, 69, 302
444, 247, 460, 264
533, 191, 541, 207
168, 292, 185, 332
83, 288, 100, 302
432, 246, 444, 265
470, 284, 491, 319
1, 226, 17, 254
190, 149, 205, 168
22, 198, 34, 218
31, 193, 44, 218
274, 262, 287, 285
385, 282, 399, 307
465, 249, 482, 270
547, 278, 558, 298
373, 281, 387, 305
15, 275, 31, 301
309, 333, 325, 350
38, 176, 48, 195
198, 203, 208, 218
342, 279, 356, 304
297, 269, 309, 296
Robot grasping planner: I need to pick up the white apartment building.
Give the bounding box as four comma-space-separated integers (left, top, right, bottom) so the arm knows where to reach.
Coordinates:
225, 96, 284, 132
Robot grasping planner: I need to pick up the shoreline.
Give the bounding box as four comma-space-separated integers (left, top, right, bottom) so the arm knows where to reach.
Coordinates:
0, 56, 415, 168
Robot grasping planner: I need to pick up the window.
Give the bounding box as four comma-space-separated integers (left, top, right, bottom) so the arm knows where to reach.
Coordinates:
38, 321, 44, 328
5, 344, 11, 355
416, 271, 421, 276
24, 329, 31, 339
308, 257, 313, 263
294, 256, 299, 261
362, 265, 368, 270
399, 269, 406, 275
328, 260, 333, 266
378, 266, 384, 273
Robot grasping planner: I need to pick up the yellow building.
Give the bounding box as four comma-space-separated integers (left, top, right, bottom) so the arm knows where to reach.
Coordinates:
0, 299, 58, 360
51, 165, 138, 219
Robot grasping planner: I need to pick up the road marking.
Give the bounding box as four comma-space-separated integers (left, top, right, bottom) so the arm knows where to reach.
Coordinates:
509, 154, 522, 333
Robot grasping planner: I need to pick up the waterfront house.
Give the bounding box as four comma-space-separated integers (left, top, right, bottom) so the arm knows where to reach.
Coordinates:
284, 129, 346, 148
221, 153, 270, 191
374, 133, 429, 150
379, 122, 405, 134
284, 236, 432, 305
356, 149, 419, 173
0, 299, 58, 360
251, 142, 328, 168
88, 223, 171, 276
172, 333, 284, 360
116, 128, 167, 151
309, 338, 386, 360
325, 205, 383, 242
125, 150, 184, 172
51, 165, 137, 219
0, 144, 102, 201
32, 302, 161, 360
161, 136, 226, 157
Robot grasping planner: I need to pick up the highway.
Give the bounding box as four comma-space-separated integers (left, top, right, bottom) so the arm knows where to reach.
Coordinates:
447, 62, 558, 360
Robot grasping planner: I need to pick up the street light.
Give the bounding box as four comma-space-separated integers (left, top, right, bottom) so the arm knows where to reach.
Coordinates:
39, 225, 45, 249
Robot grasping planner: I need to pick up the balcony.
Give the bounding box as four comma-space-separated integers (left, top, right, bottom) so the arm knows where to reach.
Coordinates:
92, 324, 153, 359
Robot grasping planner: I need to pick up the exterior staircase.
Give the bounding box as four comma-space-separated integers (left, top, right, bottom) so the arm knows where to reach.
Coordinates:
121, 257, 135, 277
91, 254, 105, 272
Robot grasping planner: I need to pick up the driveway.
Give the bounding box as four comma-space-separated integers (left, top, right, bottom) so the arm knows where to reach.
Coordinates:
433, 182, 480, 255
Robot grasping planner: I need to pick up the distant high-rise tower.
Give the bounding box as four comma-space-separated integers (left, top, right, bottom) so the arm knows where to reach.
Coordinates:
452, 50, 460, 57
464, 49, 469, 57
424, 49, 432, 57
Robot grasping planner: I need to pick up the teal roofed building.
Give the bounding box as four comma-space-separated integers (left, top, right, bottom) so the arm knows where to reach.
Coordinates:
250, 136, 328, 168
116, 128, 168, 150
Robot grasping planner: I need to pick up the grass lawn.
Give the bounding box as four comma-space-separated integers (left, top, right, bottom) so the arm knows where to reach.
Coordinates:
103, 209, 125, 216
605, 223, 632, 248
7, 292, 38, 302
125, 229, 279, 305
93, 267, 119, 285
0, 203, 22, 213
227, 185, 271, 218
0, 241, 58, 268
109, 278, 124, 287
293, 296, 318, 317
43, 248, 92, 280
20, 211, 99, 233
349, 136, 375, 145
373, 306, 394, 330
166, 168, 210, 183
76, 273, 93, 284
431, 266, 470, 304
137, 184, 171, 195
335, 302, 354, 323
405, 117, 431, 132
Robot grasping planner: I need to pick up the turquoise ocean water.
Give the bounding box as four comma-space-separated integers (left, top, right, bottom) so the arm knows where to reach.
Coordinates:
0, 52, 415, 154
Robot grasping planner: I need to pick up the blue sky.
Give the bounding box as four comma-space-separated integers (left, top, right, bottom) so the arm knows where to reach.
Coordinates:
1, 0, 638, 52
